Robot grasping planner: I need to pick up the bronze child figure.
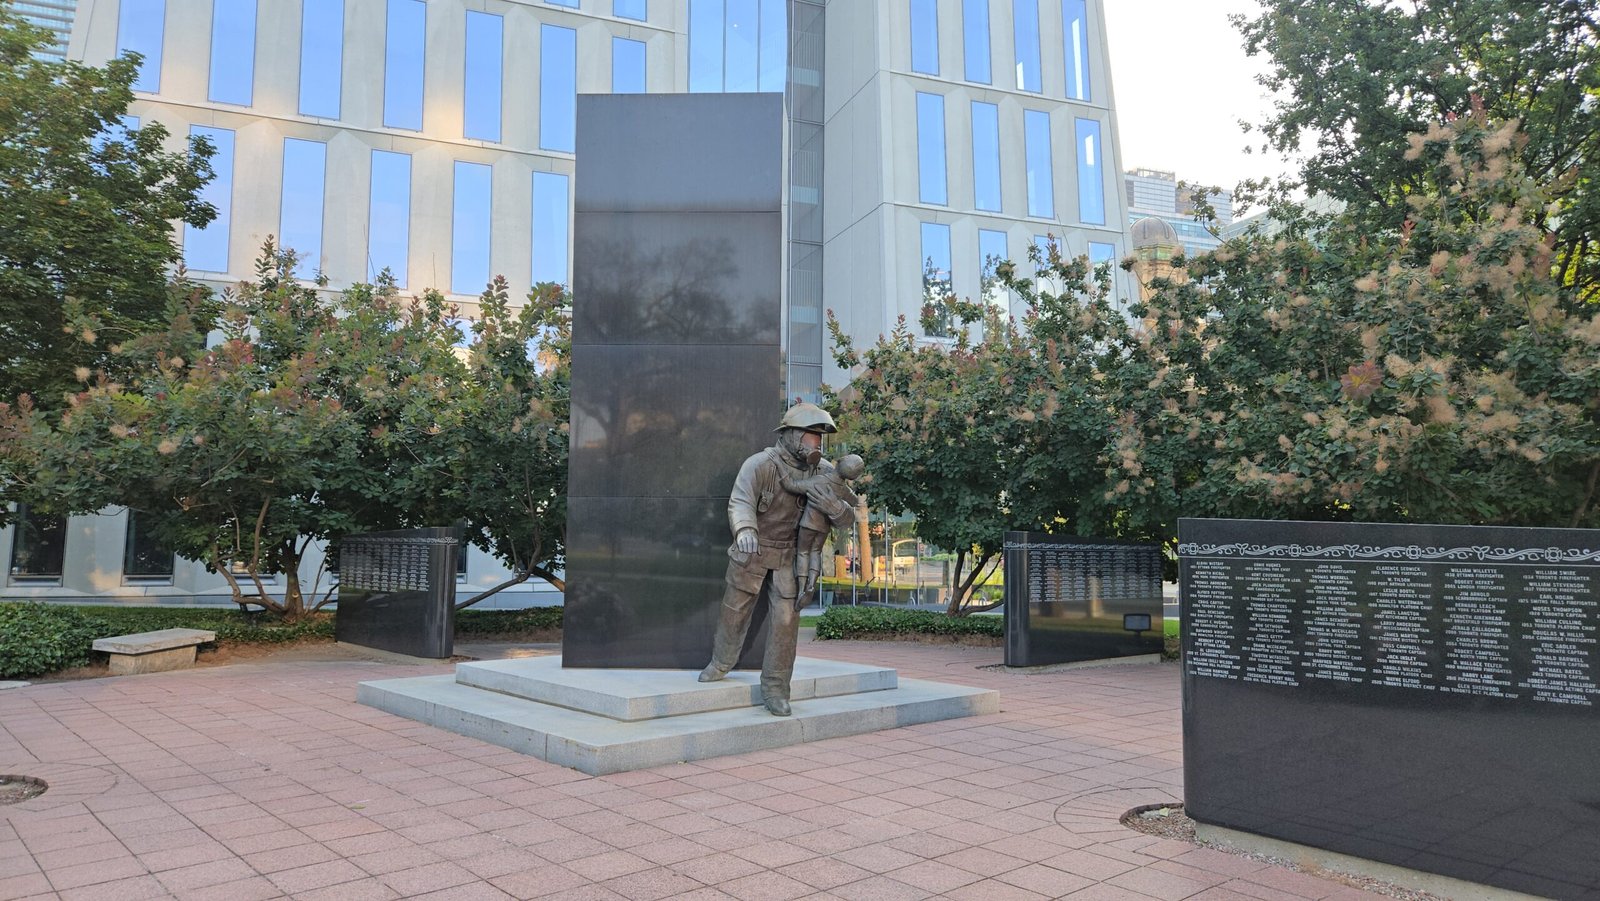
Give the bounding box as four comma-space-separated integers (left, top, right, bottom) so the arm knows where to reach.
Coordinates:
781, 453, 864, 599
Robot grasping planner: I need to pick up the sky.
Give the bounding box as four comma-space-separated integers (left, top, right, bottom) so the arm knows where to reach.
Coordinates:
1101, 0, 1295, 194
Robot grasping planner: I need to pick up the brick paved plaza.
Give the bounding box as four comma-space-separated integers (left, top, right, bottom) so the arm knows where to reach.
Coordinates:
0, 639, 1380, 900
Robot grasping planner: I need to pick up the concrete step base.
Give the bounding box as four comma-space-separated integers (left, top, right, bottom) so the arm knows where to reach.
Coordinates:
358, 657, 998, 775
454, 656, 897, 721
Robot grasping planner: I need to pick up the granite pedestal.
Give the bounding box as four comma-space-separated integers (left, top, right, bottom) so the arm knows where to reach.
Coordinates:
358, 656, 997, 775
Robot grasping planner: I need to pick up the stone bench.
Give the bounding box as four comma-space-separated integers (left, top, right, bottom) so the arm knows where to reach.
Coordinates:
92, 629, 216, 675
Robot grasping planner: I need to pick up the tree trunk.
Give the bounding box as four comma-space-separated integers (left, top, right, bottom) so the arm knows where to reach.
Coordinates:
279, 539, 306, 621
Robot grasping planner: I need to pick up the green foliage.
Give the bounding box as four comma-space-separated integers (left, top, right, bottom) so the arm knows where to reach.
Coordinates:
447, 278, 571, 602
1109, 116, 1600, 536
0, 603, 111, 678
1235, 0, 1600, 299
69, 606, 334, 644
813, 606, 1003, 640
454, 606, 564, 637
0, 8, 215, 409
0, 245, 475, 618
826, 243, 1121, 615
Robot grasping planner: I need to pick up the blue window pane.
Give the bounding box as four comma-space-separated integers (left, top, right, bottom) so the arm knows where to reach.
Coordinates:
963, 0, 990, 84
1013, 0, 1041, 92
1089, 241, 1115, 264
1076, 117, 1105, 224
383, 0, 425, 130
758, 0, 786, 92
299, 0, 343, 118
93, 115, 140, 158
615, 0, 647, 20
1024, 109, 1054, 218
540, 25, 576, 151
464, 11, 503, 141
209, 0, 257, 105
971, 100, 1001, 211
920, 222, 953, 337
688, 0, 724, 92
452, 162, 492, 295
916, 92, 946, 206
725, 0, 758, 92
1063, 0, 1090, 100
117, 0, 165, 93
612, 37, 646, 93
910, 0, 938, 75
979, 228, 1008, 306
532, 171, 570, 286
368, 150, 411, 286
1033, 234, 1051, 272
184, 126, 234, 272
547, 0, 578, 6
280, 138, 327, 279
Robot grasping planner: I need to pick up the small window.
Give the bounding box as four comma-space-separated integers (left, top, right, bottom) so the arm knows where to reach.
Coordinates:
910, 0, 939, 76
971, 100, 1001, 212
920, 222, 953, 338
532, 171, 571, 287
124, 510, 176, 582
369, 150, 412, 286
299, 0, 343, 118
184, 125, 235, 272
915, 92, 947, 206
1013, 0, 1041, 92
1024, 110, 1054, 219
979, 228, 1009, 308
208, 0, 258, 106
1076, 118, 1106, 225
615, 0, 647, 20
451, 161, 493, 296
1062, 0, 1091, 101
962, 0, 990, 84
383, 0, 426, 130
117, 0, 166, 93
9, 505, 66, 582
280, 138, 328, 280
539, 25, 577, 152
464, 11, 504, 142
612, 37, 647, 94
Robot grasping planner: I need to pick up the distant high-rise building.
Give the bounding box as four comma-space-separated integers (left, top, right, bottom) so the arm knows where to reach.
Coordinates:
12, 0, 76, 59
1124, 167, 1231, 257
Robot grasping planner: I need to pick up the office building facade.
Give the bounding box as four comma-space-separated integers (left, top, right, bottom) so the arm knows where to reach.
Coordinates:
1124, 166, 1231, 257
3, 0, 1129, 605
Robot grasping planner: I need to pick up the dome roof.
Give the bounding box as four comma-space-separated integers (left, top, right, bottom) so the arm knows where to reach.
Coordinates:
1130, 216, 1182, 249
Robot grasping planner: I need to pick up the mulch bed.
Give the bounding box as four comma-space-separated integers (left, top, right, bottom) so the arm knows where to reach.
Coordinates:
0, 776, 46, 805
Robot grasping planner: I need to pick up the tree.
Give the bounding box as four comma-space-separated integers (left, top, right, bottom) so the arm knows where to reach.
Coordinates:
448, 277, 571, 606
0, 246, 474, 619
0, 9, 215, 407
1102, 115, 1600, 540
826, 243, 1123, 614
1236, 0, 1600, 298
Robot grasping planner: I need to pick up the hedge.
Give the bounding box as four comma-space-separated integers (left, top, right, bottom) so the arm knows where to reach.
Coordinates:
454, 606, 563, 636
813, 605, 1003, 640
0, 603, 112, 679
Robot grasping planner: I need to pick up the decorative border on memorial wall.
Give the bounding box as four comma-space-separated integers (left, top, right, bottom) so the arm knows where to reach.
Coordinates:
1177, 542, 1600, 565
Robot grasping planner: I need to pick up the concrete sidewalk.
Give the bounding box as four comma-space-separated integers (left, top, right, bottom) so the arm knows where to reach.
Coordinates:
0, 638, 1379, 901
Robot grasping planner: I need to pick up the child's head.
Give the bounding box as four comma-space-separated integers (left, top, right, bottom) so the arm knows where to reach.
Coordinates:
835, 453, 864, 480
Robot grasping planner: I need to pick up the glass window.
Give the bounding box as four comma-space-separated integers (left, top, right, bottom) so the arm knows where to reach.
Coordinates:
612, 37, 646, 93
547, 0, 578, 6
9, 505, 66, 580
368, 150, 411, 286
531, 171, 570, 286
971, 100, 1001, 211
1076, 117, 1105, 224
124, 510, 175, 581
1089, 241, 1116, 265
962, 0, 990, 84
758, 0, 786, 92
916, 92, 946, 206
724, 0, 758, 92
688, 0, 724, 92
540, 24, 577, 152
116, 0, 165, 93
910, 0, 938, 76
452, 162, 492, 296
464, 12, 503, 141
383, 0, 425, 130
1013, 0, 1041, 92
1024, 109, 1053, 218
184, 126, 234, 272
299, 0, 343, 118
208, 0, 257, 106
280, 138, 327, 280
920, 222, 953, 338
615, 0, 647, 20
979, 228, 1009, 308
1062, 0, 1090, 101
688, 0, 785, 93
